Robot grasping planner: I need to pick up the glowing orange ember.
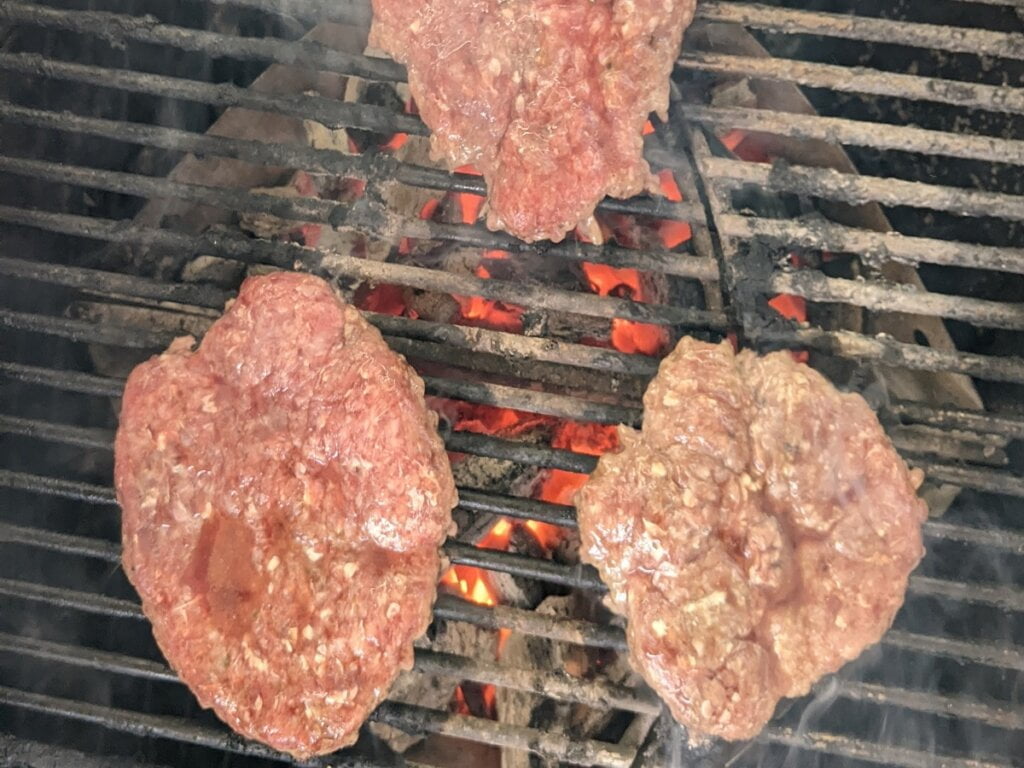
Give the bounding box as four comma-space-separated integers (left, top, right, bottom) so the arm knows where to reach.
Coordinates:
454, 248, 525, 332
356, 283, 412, 317
769, 252, 809, 362
449, 401, 554, 438
440, 516, 510, 615
536, 421, 620, 507
656, 169, 692, 249
553, 422, 620, 456
452, 685, 470, 715
381, 132, 408, 152
581, 263, 668, 356
453, 164, 486, 225
719, 129, 770, 164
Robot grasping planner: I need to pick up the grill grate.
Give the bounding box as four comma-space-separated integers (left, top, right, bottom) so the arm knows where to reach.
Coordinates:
2, 0, 1023, 767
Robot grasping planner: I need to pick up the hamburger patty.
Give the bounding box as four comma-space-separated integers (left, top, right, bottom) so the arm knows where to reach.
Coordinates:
576, 338, 927, 740
369, 0, 698, 243
115, 272, 457, 757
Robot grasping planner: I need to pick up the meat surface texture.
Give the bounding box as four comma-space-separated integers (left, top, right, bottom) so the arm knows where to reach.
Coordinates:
115, 272, 457, 758
576, 338, 927, 740
369, 0, 698, 243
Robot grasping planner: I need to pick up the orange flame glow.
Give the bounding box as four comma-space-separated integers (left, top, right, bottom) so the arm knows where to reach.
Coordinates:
453, 165, 486, 225
580, 263, 668, 356
535, 422, 619, 506
656, 169, 692, 249
455, 249, 525, 332
381, 132, 408, 152
449, 401, 554, 438
768, 252, 810, 362
719, 129, 771, 164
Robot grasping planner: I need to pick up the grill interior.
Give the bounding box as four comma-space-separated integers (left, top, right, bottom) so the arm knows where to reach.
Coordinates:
1, 1, 1023, 767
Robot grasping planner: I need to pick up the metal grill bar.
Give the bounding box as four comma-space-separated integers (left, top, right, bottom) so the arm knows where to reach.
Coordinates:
922, 521, 1024, 556
889, 426, 1007, 469
835, 680, 1024, 732
0, 256, 660, 378
456, 490, 576, 529
911, 461, 1024, 499
0, 676, 637, 767
4, 572, 1019, 674
210, 0, 372, 26
0, 522, 120, 561
678, 52, 1024, 116
369, 314, 658, 377
0, 570, 629, 652
695, 2, 1024, 60
689, 105, 1024, 166
0, 101, 707, 233
0, 255, 229, 310
758, 725, 1013, 768
0, 468, 117, 505
704, 157, 1024, 225
0, 687, 310, 766
908, 576, 1024, 614
716, 213, 1024, 274
8, 353, 1022, 449
0, 360, 124, 398
0, 630, 662, 716
0, 308, 171, 349
0, 309, 646, 423
0, 217, 718, 336
767, 272, 1024, 332
207, 0, 1024, 31
0, 578, 143, 619
7, 204, 1024, 387
0, 414, 113, 450
431, 595, 626, 650
0, 632, 174, 683
5, 510, 1021, 618
4, 417, 1023, 555
7, 46, 1024, 174
373, 702, 637, 768
756, 326, 1024, 386
0, 1, 405, 82
3, 628, 1019, 739
891, 401, 1024, 441
882, 631, 1024, 672
0, 52, 423, 135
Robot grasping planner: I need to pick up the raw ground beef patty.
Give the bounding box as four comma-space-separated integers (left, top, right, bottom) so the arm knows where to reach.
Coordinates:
369, 0, 698, 243
577, 338, 927, 741
115, 272, 457, 757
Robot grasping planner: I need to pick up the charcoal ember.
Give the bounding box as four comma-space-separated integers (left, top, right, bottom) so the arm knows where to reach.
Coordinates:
496, 595, 635, 768
371, 619, 497, 753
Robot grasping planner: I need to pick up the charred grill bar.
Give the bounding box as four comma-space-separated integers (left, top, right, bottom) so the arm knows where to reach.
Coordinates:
1, 0, 1023, 767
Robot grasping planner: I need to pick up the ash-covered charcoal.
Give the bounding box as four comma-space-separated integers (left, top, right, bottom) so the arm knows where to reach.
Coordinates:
577, 337, 928, 741
497, 594, 636, 768
347, 81, 408, 151
114, 273, 457, 758
369, 0, 699, 243
371, 619, 497, 753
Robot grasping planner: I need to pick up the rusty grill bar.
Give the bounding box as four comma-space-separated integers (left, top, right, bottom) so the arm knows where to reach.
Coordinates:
1, 0, 1023, 767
